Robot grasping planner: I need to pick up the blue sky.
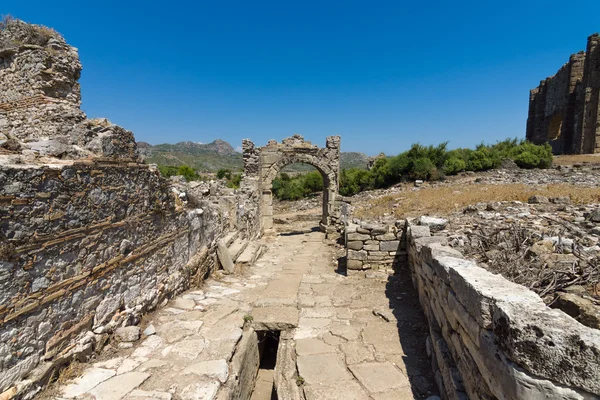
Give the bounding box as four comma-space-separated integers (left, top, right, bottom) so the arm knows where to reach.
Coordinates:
4, 1, 600, 155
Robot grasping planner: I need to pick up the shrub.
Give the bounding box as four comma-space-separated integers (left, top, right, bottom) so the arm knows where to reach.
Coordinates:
177, 165, 199, 181
340, 168, 372, 196
410, 157, 437, 180
443, 156, 466, 175
227, 173, 242, 188
216, 168, 231, 180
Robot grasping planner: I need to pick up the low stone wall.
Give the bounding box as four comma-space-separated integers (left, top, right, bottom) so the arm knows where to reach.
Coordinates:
0, 159, 259, 397
406, 220, 600, 400
345, 221, 406, 271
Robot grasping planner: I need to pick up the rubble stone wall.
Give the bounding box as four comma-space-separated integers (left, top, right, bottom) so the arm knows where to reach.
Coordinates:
527, 33, 600, 154
406, 221, 600, 400
0, 159, 260, 394
344, 221, 406, 271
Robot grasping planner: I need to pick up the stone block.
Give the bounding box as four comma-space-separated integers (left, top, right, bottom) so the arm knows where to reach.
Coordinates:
363, 244, 379, 251
375, 232, 396, 241
348, 233, 370, 241
409, 225, 431, 240
347, 241, 364, 250
347, 249, 367, 261
419, 216, 448, 232
379, 240, 400, 252
347, 260, 364, 270
492, 300, 600, 395
445, 256, 543, 328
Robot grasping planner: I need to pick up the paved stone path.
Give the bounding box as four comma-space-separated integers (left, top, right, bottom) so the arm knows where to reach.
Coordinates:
44, 231, 434, 400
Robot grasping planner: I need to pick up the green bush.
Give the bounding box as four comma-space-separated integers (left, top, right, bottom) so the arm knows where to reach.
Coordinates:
177, 165, 199, 181
216, 168, 232, 180
227, 173, 242, 188
340, 168, 372, 196
410, 157, 437, 180
443, 156, 466, 175
271, 138, 553, 200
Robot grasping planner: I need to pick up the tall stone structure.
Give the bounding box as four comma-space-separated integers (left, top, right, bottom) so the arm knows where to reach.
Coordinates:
526, 33, 600, 154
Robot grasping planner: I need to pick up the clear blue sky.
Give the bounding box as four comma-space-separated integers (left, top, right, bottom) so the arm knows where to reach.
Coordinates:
4, 1, 600, 155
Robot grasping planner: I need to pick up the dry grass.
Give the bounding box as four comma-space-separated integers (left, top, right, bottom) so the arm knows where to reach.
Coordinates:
354, 183, 600, 219
553, 154, 600, 166
35, 361, 85, 400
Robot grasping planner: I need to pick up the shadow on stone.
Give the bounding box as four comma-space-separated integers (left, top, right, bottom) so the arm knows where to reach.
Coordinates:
385, 266, 439, 399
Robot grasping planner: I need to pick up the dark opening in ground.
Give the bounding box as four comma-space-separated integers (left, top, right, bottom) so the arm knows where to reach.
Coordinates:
251, 330, 280, 400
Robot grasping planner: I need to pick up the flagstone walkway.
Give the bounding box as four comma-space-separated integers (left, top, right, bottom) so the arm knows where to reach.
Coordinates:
44, 230, 435, 400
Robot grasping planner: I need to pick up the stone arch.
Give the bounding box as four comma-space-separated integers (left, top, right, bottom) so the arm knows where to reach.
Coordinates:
241, 134, 341, 234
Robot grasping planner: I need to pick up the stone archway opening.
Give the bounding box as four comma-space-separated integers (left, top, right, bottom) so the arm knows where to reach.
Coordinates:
269, 162, 330, 232
241, 135, 342, 236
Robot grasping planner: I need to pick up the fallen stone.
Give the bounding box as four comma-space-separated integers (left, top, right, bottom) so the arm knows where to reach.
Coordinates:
114, 326, 141, 342
143, 324, 156, 336
217, 239, 234, 273
528, 195, 549, 204
418, 216, 448, 232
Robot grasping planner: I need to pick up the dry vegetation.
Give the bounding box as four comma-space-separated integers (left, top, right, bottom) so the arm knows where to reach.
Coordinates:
354, 183, 600, 219
464, 224, 599, 299
553, 153, 600, 166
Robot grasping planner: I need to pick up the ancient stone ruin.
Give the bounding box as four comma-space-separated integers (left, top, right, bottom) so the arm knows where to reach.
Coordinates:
1, 18, 600, 400
526, 33, 600, 154
241, 135, 344, 235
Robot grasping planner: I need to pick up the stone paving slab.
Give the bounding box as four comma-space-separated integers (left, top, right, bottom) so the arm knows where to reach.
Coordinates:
45, 230, 434, 400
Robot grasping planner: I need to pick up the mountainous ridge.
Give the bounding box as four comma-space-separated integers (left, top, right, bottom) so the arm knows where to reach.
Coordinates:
139, 139, 369, 172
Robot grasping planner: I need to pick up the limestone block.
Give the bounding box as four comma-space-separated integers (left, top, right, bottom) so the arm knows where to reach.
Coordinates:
379, 240, 400, 252
409, 225, 431, 240
347, 260, 364, 270
347, 249, 367, 261
444, 256, 543, 329
347, 241, 364, 250
363, 244, 379, 251
419, 216, 448, 232
492, 300, 600, 395
376, 233, 396, 241
217, 239, 234, 274
446, 292, 480, 347
114, 326, 141, 342
413, 236, 447, 253
348, 233, 370, 241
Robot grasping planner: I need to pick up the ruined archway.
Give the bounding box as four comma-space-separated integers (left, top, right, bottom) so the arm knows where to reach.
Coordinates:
241, 134, 341, 234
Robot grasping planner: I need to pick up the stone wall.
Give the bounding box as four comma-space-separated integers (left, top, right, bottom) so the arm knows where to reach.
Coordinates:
527, 33, 600, 154
406, 220, 600, 400
344, 221, 406, 271
0, 157, 261, 397
0, 19, 136, 160
0, 19, 263, 398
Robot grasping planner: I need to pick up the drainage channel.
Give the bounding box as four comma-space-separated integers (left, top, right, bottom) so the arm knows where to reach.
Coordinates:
250, 331, 280, 400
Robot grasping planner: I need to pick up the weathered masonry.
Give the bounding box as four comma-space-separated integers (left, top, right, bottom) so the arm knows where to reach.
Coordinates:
526, 33, 600, 154
342, 217, 600, 399
0, 19, 262, 397
242, 134, 345, 236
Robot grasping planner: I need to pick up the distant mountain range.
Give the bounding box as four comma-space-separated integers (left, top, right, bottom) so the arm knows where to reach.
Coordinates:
138, 140, 370, 172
